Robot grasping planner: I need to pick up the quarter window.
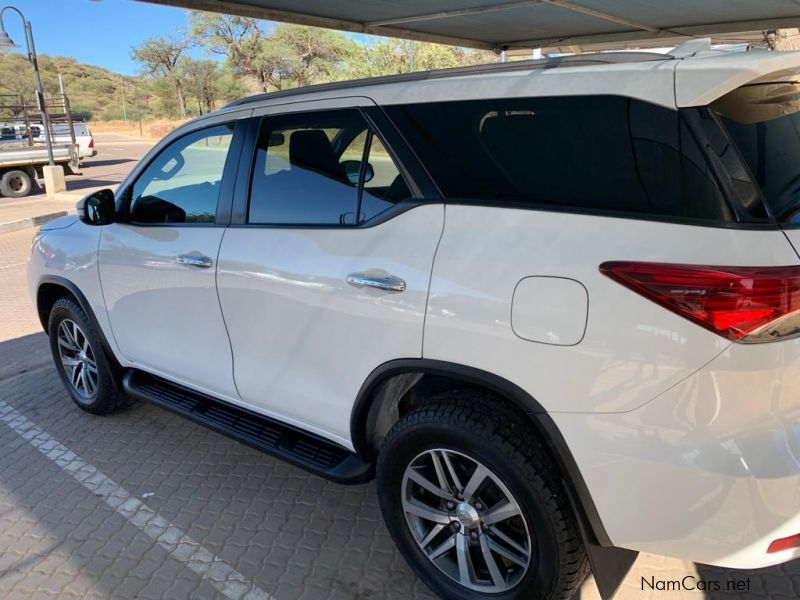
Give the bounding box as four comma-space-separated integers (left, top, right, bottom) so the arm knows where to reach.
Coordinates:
129, 124, 233, 224
385, 97, 766, 223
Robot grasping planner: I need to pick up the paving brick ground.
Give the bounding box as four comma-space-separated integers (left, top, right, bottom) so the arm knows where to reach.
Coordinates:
1, 136, 799, 599
0, 198, 76, 225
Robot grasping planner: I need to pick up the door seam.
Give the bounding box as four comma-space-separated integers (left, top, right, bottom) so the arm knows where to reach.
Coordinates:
421, 203, 446, 358
215, 226, 242, 399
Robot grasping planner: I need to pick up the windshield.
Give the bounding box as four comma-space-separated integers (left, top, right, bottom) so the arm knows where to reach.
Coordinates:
714, 81, 800, 224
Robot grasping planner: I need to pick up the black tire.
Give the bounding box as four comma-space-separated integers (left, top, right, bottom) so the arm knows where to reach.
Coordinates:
0, 169, 32, 198
376, 395, 589, 600
48, 297, 131, 415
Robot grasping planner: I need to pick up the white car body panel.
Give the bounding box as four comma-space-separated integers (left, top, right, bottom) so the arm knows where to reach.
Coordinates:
424, 205, 799, 414
216, 204, 444, 447
97, 225, 238, 399
553, 338, 800, 568
28, 217, 112, 349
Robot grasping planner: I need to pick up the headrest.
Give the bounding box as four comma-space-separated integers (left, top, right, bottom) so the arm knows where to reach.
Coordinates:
290, 129, 344, 179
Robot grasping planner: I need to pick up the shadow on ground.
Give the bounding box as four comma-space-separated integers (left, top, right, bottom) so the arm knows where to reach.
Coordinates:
81, 158, 135, 168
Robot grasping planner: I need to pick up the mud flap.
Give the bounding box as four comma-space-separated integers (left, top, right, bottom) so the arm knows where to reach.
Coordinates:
584, 542, 638, 599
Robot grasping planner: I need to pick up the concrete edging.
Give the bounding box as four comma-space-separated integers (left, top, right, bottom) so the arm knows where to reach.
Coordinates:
0, 211, 72, 235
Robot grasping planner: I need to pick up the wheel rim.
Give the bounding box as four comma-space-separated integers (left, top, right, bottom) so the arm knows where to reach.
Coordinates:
9, 175, 24, 192
401, 448, 532, 593
57, 319, 98, 400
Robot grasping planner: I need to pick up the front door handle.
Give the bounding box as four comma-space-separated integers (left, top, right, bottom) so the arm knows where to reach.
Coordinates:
346, 272, 406, 292
177, 254, 212, 268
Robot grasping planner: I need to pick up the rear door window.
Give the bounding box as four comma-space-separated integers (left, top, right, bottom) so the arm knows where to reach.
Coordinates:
248, 110, 411, 225
385, 96, 761, 224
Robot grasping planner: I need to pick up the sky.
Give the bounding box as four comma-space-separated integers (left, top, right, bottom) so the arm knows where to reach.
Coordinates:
0, 0, 373, 75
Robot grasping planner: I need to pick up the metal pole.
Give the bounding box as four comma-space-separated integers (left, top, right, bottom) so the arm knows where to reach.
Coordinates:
24, 19, 55, 166
59, 74, 76, 147
135, 85, 142, 138
58, 74, 66, 111
120, 77, 127, 124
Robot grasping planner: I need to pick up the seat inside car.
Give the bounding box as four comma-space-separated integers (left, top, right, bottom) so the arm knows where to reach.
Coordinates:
290, 129, 349, 182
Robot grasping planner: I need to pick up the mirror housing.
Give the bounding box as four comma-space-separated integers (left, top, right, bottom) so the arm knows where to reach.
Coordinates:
79, 189, 116, 226
342, 160, 375, 185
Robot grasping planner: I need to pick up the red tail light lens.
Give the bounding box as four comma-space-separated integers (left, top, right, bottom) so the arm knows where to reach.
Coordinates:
768, 533, 800, 553
89, 137, 94, 149
599, 261, 800, 343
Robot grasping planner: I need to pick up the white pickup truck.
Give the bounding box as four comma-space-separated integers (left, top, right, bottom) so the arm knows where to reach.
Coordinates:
0, 141, 79, 197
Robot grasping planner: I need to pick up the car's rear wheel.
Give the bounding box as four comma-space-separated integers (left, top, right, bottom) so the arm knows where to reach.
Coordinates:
0, 169, 32, 198
376, 395, 589, 599
48, 297, 131, 415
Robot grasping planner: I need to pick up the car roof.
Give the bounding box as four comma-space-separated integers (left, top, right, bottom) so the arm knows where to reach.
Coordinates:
216, 42, 800, 115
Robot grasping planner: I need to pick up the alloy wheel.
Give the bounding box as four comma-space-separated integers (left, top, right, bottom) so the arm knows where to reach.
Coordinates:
57, 319, 99, 399
401, 448, 532, 593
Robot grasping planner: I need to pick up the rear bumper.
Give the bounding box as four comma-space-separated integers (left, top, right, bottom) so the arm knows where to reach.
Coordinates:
553, 338, 800, 568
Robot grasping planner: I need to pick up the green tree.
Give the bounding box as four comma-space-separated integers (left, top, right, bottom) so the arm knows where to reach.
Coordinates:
188, 11, 267, 91
178, 58, 246, 114
261, 25, 356, 89
131, 36, 191, 117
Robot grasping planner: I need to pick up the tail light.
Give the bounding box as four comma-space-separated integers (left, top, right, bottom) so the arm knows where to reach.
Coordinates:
599, 261, 800, 343
89, 137, 94, 149
768, 533, 800, 553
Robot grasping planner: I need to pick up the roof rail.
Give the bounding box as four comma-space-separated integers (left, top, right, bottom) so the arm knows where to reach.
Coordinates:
224, 50, 673, 109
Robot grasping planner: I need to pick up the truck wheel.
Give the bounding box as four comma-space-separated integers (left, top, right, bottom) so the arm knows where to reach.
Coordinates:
48, 297, 132, 415
0, 169, 32, 198
376, 396, 589, 599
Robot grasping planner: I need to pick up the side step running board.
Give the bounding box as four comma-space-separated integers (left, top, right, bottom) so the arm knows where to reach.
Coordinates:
122, 370, 373, 484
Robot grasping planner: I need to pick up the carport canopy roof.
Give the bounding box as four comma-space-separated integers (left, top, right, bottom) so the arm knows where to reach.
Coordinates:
140, 0, 800, 52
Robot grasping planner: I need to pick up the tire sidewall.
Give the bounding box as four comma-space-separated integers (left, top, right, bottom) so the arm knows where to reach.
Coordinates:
1, 170, 32, 198
48, 300, 114, 411
377, 421, 564, 600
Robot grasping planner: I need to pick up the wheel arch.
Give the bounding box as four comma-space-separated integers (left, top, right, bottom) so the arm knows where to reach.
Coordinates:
350, 358, 613, 547
36, 275, 121, 375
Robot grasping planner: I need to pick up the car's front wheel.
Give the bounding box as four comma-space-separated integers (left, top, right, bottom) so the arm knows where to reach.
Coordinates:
48, 297, 130, 414
376, 395, 588, 599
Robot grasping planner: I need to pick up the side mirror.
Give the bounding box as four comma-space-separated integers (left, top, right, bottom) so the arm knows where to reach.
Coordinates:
80, 189, 115, 226
342, 160, 375, 185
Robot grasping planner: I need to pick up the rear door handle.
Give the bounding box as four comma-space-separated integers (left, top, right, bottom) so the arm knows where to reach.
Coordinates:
346, 272, 406, 292
177, 254, 212, 268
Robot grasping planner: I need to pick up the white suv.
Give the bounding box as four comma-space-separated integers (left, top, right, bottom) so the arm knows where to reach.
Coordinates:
28, 41, 800, 599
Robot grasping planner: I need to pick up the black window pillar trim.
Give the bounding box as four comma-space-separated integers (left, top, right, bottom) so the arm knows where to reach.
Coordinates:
349, 357, 614, 549
230, 116, 261, 225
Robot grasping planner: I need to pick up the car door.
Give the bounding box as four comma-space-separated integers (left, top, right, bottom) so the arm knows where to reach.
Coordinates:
216, 99, 443, 447
99, 115, 247, 399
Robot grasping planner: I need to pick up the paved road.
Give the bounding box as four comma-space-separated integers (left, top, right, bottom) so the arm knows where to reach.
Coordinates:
42, 133, 154, 199
1, 134, 799, 599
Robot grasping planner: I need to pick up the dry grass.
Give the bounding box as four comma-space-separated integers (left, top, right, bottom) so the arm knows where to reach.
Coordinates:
90, 119, 189, 141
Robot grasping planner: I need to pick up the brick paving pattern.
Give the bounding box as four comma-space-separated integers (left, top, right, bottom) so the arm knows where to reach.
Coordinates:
0, 198, 75, 225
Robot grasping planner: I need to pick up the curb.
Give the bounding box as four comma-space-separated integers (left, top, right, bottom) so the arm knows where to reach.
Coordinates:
0, 210, 72, 235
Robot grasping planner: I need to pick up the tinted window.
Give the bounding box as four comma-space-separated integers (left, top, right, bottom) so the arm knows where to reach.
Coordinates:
249, 110, 365, 225
129, 124, 233, 224
361, 134, 411, 221
715, 83, 800, 224
385, 97, 747, 222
